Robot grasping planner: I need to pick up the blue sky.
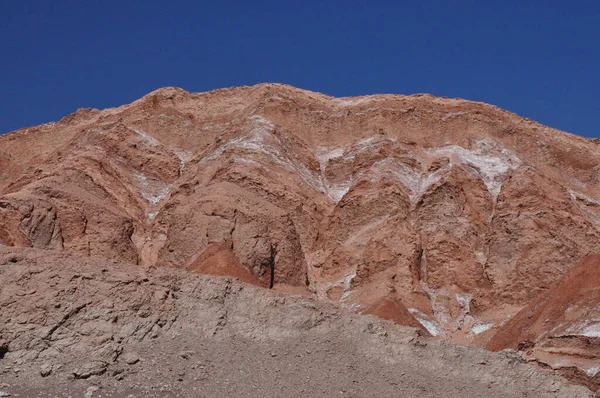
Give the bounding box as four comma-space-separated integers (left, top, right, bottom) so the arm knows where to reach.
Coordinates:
1, 1, 599, 137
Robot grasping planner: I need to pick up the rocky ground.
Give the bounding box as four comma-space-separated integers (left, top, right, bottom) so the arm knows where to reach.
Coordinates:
0, 247, 593, 397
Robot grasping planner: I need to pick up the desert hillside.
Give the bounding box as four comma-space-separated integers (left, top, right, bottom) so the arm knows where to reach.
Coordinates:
2, 83, 600, 395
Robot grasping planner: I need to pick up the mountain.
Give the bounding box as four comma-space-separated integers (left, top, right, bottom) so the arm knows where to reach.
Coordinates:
2, 83, 600, 394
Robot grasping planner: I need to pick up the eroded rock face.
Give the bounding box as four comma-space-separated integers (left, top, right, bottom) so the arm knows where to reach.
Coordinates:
2, 83, 600, 348
487, 255, 600, 394
0, 197, 63, 249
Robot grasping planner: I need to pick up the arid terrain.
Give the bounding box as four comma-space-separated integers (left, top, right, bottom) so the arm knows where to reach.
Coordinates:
0, 247, 593, 397
2, 83, 600, 396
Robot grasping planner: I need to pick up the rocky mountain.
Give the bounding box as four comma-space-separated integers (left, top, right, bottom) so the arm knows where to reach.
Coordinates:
2, 83, 600, 394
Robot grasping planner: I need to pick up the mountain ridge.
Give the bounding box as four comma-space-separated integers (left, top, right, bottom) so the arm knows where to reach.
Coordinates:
2, 83, 600, 393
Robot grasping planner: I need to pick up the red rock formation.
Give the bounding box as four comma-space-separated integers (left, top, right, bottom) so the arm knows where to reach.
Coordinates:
363, 296, 430, 335
188, 243, 262, 287
487, 255, 600, 393
2, 83, 600, 348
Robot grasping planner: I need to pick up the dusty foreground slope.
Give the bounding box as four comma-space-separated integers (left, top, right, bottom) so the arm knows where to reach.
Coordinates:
0, 247, 592, 397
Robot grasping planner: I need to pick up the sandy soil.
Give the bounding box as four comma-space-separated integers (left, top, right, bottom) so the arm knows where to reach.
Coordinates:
0, 247, 593, 397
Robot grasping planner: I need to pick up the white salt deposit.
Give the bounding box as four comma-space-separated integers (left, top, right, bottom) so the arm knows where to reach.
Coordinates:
456, 293, 472, 313
131, 127, 160, 147
315, 146, 355, 202
568, 190, 600, 224
201, 123, 227, 131
198, 125, 520, 209
175, 150, 193, 172
408, 308, 444, 336
420, 281, 450, 327
335, 97, 379, 107
317, 271, 357, 301
471, 323, 494, 335
315, 147, 345, 168
427, 139, 521, 199
341, 272, 356, 300
582, 323, 600, 338
586, 367, 600, 377
133, 172, 171, 206
201, 116, 334, 198
475, 251, 487, 264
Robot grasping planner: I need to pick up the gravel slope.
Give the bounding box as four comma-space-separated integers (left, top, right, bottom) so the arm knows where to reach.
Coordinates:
0, 247, 593, 397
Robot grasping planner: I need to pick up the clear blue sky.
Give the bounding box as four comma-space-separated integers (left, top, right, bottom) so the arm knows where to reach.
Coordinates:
1, 1, 599, 137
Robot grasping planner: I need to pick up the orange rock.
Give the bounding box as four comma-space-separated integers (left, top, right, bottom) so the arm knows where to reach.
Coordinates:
363, 297, 430, 336
188, 243, 263, 287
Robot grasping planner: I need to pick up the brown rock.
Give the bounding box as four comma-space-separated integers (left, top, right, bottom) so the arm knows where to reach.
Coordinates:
122, 352, 140, 365
39, 363, 52, 377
